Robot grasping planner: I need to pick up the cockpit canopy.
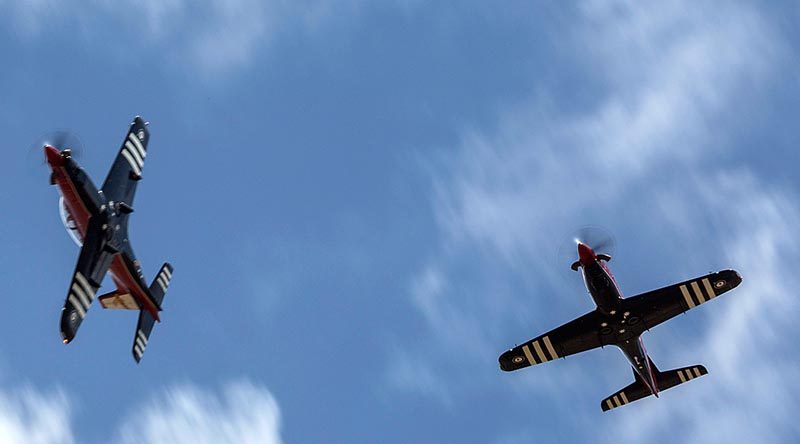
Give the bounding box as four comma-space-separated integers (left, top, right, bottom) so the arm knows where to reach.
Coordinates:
59, 197, 83, 247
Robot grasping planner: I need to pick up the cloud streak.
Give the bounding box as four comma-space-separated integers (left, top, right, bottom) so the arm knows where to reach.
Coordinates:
2, 0, 364, 77
0, 380, 283, 444
397, 1, 797, 442
115, 380, 283, 444
0, 387, 73, 444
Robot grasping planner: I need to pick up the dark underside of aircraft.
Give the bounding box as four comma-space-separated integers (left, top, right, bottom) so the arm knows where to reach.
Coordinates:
499, 242, 741, 411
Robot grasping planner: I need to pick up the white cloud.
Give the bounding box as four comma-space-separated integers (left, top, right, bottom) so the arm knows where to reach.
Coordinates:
621, 172, 800, 444
0, 381, 282, 444
399, 0, 796, 442
0, 387, 73, 444
431, 1, 779, 264
115, 381, 283, 444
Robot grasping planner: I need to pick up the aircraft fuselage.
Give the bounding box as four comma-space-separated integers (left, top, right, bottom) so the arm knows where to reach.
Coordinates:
577, 242, 659, 397
45, 146, 160, 321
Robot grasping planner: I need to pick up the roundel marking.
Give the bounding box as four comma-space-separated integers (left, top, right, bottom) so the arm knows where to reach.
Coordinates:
512, 356, 524, 364
714, 280, 726, 289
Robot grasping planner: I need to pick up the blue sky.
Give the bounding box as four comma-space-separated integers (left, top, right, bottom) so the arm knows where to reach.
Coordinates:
1, 1, 799, 443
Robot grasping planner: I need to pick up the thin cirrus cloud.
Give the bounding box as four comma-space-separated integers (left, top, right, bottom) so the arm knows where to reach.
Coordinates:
115, 380, 283, 444
2, 0, 363, 77
0, 380, 283, 444
396, 1, 797, 442
620, 171, 800, 444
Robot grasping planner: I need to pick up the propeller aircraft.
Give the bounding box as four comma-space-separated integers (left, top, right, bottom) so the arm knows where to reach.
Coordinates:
44, 116, 173, 363
499, 234, 741, 411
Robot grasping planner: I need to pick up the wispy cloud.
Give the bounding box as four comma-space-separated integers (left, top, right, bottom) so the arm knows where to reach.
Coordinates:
622, 171, 800, 443
0, 387, 73, 444
2, 0, 364, 77
115, 380, 283, 444
396, 1, 796, 441
0, 380, 282, 444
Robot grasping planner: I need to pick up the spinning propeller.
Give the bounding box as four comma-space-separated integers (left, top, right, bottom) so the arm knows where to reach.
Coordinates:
556, 225, 617, 281
27, 130, 84, 179
573, 225, 616, 258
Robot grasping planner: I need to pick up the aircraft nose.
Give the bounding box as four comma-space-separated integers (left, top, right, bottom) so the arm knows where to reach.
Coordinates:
577, 242, 595, 264
44, 145, 64, 166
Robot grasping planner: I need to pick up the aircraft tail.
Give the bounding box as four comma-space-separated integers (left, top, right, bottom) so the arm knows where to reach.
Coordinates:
601, 361, 708, 411
132, 263, 173, 363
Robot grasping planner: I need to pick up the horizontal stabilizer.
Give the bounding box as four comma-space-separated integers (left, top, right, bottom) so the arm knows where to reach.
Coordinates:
149, 263, 173, 307
132, 263, 173, 363
656, 364, 708, 392
601, 364, 708, 411
132, 309, 156, 363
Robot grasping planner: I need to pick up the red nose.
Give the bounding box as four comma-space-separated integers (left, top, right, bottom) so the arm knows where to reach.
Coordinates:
577, 242, 596, 265
44, 145, 64, 167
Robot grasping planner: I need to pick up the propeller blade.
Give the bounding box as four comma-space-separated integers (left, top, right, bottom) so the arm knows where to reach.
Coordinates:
27, 129, 84, 180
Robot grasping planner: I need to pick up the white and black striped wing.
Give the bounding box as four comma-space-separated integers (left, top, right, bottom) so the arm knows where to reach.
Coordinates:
499, 310, 609, 371
621, 269, 742, 331
101, 116, 149, 205
60, 216, 114, 343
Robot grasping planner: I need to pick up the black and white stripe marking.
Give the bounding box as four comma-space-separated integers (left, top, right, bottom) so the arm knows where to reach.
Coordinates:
68, 272, 96, 318
122, 133, 146, 176
680, 278, 717, 309
156, 267, 172, 292
605, 391, 630, 410
133, 329, 148, 360
521, 335, 560, 365
677, 366, 703, 383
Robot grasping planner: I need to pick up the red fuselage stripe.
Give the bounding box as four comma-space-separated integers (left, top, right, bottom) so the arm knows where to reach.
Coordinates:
52, 166, 91, 241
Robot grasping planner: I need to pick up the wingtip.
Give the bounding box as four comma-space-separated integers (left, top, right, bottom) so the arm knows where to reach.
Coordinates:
60, 329, 74, 344
132, 116, 149, 127
499, 348, 533, 372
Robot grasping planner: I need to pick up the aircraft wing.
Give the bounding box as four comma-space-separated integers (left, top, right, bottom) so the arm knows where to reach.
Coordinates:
101, 116, 150, 205
499, 310, 610, 371
621, 269, 742, 331
60, 216, 115, 343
